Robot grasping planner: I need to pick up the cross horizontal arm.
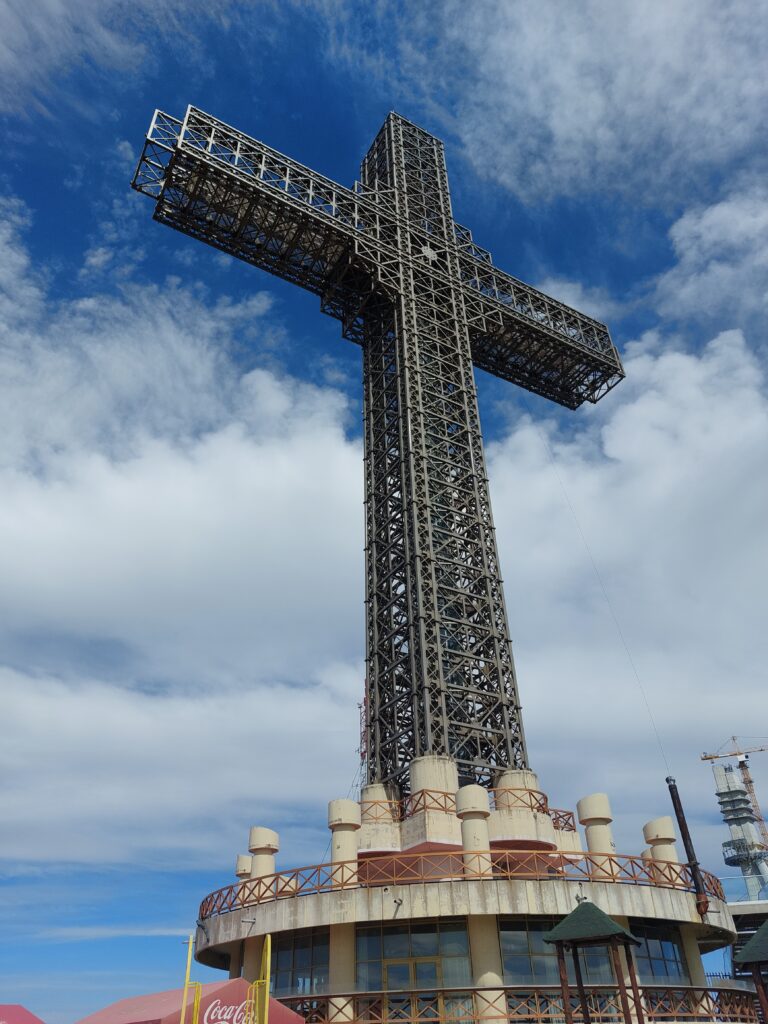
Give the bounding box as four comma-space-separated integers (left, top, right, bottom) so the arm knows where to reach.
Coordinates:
131, 107, 396, 312
459, 255, 624, 408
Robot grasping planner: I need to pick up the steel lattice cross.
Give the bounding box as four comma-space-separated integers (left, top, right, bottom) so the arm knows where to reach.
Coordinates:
132, 106, 625, 794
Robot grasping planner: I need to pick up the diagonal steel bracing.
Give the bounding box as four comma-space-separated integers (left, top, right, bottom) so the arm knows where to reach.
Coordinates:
132, 105, 625, 793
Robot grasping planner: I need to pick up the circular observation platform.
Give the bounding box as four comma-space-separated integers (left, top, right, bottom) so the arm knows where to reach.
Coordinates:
193, 763, 744, 1024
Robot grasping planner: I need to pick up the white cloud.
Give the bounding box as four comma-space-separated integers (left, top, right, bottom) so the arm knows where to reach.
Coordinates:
0, 0, 230, 114
534, 276, 626, 324
329, 0, 768, 203
655, 186, 768, 327
488, 327, 768, 857
0, 197, 364, 864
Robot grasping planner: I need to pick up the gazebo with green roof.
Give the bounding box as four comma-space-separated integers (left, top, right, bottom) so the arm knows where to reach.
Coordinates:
543, 901, 644, 1024
734, 917, 768, 1021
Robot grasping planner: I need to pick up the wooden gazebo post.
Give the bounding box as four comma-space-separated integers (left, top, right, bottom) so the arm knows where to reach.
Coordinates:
623, 938, 646, 1024
555, 943, 574, 1024
544, 900, 642, 1024
734, 917, 768, 1022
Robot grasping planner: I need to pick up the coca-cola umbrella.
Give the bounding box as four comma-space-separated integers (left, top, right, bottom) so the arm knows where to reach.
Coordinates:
75, 978, 304, 1024
0, 1006, 47, 1024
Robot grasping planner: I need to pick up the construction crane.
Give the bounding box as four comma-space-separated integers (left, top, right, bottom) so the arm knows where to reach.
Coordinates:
702, 738, 768, 847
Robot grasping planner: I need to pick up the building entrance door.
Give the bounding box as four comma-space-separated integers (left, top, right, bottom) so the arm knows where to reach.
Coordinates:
383, 959, 442, 1020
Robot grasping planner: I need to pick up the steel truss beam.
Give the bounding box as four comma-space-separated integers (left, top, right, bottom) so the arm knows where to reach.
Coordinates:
132, 106, 625, 793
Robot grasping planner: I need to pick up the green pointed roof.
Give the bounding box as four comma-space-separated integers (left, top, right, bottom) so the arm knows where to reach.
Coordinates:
543, 901, 640, 945
734, 918, 768, 965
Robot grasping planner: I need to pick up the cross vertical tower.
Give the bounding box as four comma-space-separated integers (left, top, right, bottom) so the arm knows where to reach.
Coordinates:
131, 105, 625, 795
361, 116, 524, 790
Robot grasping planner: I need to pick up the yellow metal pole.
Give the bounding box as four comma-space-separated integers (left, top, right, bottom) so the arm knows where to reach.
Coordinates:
180, 934, 194, 1024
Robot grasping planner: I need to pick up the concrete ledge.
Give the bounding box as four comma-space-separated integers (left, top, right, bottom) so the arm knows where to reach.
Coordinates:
196, 875, 735, 965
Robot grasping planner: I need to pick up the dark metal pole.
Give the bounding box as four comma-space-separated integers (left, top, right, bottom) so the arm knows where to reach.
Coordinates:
666, 776, 710, 917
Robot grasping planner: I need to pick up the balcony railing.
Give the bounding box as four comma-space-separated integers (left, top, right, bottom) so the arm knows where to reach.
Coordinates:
359, 788, 577, 832
278, 985, 758, 1024
198, 849, 725, 919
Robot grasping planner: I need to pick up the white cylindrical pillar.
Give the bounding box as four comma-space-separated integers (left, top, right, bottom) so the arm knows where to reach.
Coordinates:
235, 854, 252, 879
359, 782, 401, 855
228, 941, 244, 980
577, 793, 615, 854
409, 754, 460, 798
328, 922, 356, 1022
328, 798, 361, 886
242, 934, 265, 983
679, 924, 707, 987
467, 914, 507, 1022
248, 826, 279, 879
643, 816, 679, 863
493, 768, 557, 848
643, 816, 680, 887
456, 785, 493, 876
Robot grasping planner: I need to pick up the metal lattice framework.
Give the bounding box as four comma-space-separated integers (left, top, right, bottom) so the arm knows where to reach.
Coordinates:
132, 106, 625, 793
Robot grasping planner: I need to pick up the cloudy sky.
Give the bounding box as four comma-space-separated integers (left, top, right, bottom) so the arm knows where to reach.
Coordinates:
1, 1, 767, 1020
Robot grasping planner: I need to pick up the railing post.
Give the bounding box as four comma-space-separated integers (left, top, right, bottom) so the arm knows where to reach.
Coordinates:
642, 817, 679, 886
328, 799, 361, 887
456, 785, 493, 876
578, 793, 616, 881
249, 827, 279, 880
241, 826, 279, 981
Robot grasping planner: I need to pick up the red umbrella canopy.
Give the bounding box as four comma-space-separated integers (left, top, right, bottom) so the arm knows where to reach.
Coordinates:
0, 1007, 47, 1024
75, 979, 304, 1024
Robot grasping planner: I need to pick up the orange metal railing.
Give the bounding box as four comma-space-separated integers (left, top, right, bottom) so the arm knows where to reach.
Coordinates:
198, 848, 725, 919
277, 985, 758, 1024
358, 788, 577, 832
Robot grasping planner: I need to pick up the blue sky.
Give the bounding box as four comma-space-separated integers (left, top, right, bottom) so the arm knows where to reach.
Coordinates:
1, 2, 767, 1021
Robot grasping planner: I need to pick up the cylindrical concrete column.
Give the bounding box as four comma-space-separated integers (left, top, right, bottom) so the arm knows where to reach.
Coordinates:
359, 782, 400, 856
242, 934, 265, 983
235, 854, 252, 879
493, 768, 557, 848
456, 785, 493, 876
643, 816, 679, 863
409, 754, 460, 797
577, 793, 615, 853
328, 798, 361, 887
248, 826, 279, 878
643, 816, 679, 888
467, 914, 506, 1022
679, 925, 707, 987
328, 922, 356, 1022
228, 941, 244, 980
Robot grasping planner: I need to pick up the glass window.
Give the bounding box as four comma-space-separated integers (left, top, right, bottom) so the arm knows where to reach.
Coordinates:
500, 924, 528, 956
412, 924, 440, 957
500, 918, 613, 986
439, 921, 469, 956
382, 925, 410, 959
356, 919, 471, 992
629, 923, 689, 984
269, 927, 330, 996
442, 956, 471, 986
357, 926, 381, 962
